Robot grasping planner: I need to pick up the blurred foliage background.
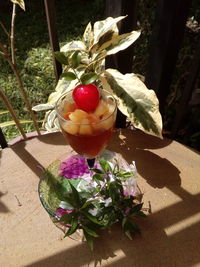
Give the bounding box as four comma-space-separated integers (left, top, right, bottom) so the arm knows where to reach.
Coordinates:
0, 0, 199, 150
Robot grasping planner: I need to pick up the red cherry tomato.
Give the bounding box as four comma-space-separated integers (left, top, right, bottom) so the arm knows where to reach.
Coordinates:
72, 84, 100, 112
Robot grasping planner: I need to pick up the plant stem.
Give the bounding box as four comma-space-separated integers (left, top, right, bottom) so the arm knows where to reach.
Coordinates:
7, 57, 41, 135
73, 68, 81, 83
0, 20, 10, 37
0, 43, 40, 135
11, 3, 17, 65
0, 90, 27, 140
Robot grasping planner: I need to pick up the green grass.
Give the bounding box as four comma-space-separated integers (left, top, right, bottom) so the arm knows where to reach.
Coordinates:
0, 0, 104, 141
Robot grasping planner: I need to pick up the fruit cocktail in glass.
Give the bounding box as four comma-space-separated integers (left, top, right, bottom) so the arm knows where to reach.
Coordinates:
56, 84, 117, 165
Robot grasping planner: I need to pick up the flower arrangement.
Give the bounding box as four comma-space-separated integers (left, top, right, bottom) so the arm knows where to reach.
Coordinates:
39, 151, 145, 250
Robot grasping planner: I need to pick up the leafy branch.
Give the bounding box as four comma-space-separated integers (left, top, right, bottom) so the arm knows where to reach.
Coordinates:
33, 16, 163, 138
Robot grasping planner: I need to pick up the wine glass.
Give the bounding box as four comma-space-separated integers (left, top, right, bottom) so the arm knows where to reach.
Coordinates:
55, 88, 117, 168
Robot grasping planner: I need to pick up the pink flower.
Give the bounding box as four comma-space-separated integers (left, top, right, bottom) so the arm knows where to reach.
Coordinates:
59, 155, 90, 179
56, 208, 74, 216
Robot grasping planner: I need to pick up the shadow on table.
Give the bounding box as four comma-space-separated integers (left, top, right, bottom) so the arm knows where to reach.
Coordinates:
2, 130, 199, 266
0, 191, 10, 213
0, 132, 66, 178
25, 204, 200, 267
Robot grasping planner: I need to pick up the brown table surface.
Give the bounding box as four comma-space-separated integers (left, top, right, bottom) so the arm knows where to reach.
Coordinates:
1, 129, 200, 267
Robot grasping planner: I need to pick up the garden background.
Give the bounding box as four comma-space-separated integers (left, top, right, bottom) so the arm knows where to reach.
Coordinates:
0, 0, 200, 150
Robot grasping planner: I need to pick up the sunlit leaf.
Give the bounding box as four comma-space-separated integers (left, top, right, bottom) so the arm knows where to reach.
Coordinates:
54, 52, 68, 65
90, 30, 116, 54
32, 103, 54, 112
83, 22, 94, 49
71, 51, 81, 68
94, 30, 141, 55
100, 69, 163, 137
61, 41, 86, 52
80, 72, 98, 85
43, 110, 59, 132
93, 16, 126, 44
10, 0, 25, 10
61, 71, 76, 81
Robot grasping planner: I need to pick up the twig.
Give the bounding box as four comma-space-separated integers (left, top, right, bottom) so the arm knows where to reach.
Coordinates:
0, 89, 27, 139
0, 20, 10, 37
11, 3, 17, 65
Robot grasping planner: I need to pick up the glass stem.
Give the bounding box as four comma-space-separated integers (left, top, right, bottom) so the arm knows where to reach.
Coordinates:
87, 158, 95, 168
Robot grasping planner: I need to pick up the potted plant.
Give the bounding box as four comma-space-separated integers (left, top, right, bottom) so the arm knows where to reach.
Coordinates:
33, 16, 162, 138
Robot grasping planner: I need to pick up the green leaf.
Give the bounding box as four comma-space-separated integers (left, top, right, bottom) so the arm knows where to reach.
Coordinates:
80, 72, 98, 85
61, 71, 76, 81
59, 212, 73, 224
81, 211, 104, 226
131, 211, 147, 218
69, 183, 81, 207
81, 199, 97, 210
99, 158, 110, 173
65, 215, 79, 236
108, 182, 122, 202
100, 69, 163, 138
122, 218, 141, 240
83, 230, 94, 250
93, 174, 104, 182
54, 52, 68, 65
71, 51, 81, 68
91, 168, 104, 174
131, 203, 143, 213
82, 225, 99, 237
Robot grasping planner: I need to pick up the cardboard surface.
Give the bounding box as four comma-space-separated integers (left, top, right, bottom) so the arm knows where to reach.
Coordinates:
0, 129, 200, 267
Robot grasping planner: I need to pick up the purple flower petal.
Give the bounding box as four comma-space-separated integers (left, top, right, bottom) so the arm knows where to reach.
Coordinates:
59, 155, 91, 179
56, 208, 74, 216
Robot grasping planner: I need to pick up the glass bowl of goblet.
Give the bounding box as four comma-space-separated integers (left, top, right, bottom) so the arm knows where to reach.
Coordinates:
55, 88, 117, 166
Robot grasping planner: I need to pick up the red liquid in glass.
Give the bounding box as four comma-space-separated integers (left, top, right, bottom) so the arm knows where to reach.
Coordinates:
61, 126, 114, 158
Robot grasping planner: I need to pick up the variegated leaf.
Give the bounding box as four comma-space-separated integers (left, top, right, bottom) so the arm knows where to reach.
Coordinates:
100, 69, 163, 138
47, 78, 78, 105
61, 41, 86, 52
43, 110, 59, 132
90, 30, 116, 54
93, 16, 126, 44
10, 0, 25, 10
32, 103, 54, 112
101, 30, 141, 56
83, 22, 94, 49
